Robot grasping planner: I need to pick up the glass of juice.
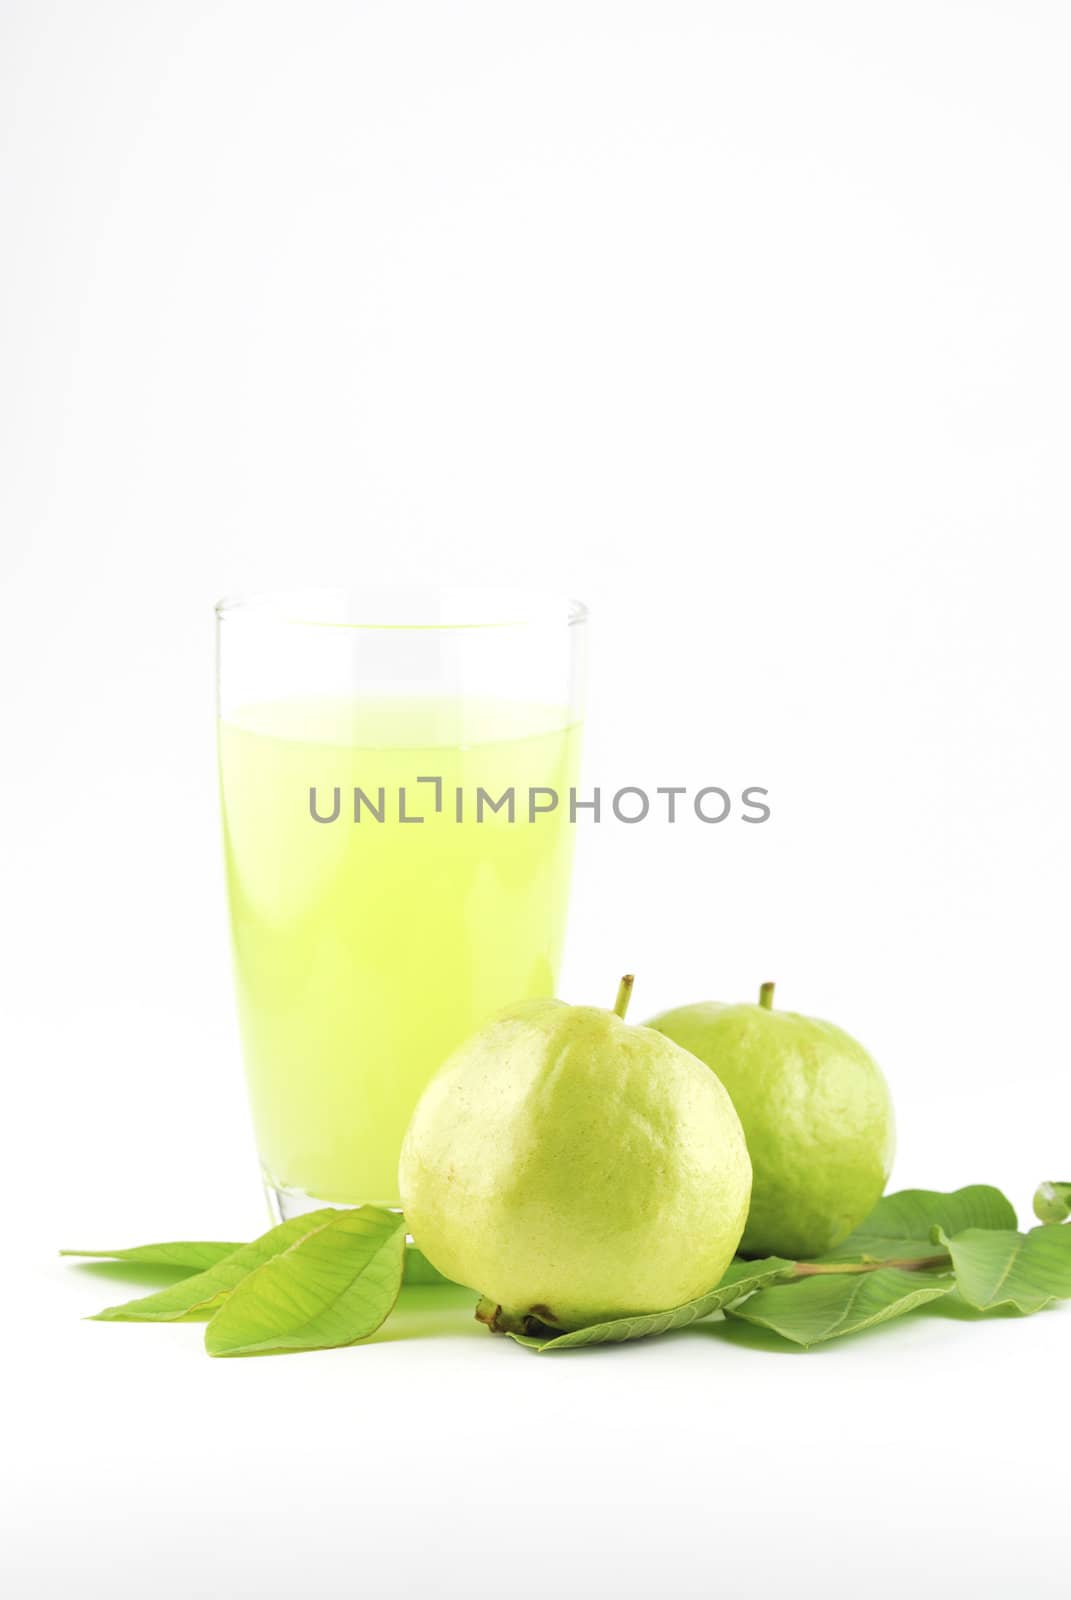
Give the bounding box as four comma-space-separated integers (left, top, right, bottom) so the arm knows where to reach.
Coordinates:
216, 588, 586, 1219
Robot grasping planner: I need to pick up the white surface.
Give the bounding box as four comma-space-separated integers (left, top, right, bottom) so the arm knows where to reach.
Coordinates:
2, 3, 1069, 1595
11, 1271, 1071, 1598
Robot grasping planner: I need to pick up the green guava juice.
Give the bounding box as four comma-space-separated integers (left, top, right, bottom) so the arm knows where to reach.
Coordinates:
219, 697, 580, 1209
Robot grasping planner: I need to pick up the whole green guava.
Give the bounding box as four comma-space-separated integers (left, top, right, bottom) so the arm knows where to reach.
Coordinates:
398, 978, 752, 1333
646, 983, 895, 1260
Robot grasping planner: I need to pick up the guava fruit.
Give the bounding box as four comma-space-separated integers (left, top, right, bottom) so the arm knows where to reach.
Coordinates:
646, 983, 895, 1260
398, 977, 752, 1333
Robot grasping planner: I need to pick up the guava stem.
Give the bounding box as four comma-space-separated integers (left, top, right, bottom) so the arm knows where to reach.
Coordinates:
614, 974, 635, 1020
759, 981, 776, 1009
474, 1299, 554, 1337
791, 1253, 950, 1277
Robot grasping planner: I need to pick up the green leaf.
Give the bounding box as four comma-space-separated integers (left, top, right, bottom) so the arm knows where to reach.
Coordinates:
90, 1212, 337, 1322
727, 1267, 954, 1347
936, 1224, 1071, 1313
205, 1206, 406, 1356
1034, 1182, 1071, 1225
507, 1258, 796, 1352
62, 1241, 243, 1272
822, 1185, 1018, 1261
404, 1245, 458, 1287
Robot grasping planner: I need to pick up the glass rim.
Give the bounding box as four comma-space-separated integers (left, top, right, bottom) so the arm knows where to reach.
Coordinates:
215, 587, 588, 633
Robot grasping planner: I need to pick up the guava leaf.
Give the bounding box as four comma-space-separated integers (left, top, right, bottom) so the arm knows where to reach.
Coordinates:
935, 1224, 1071, 1314
507, 1258, 795, 1352
1034, 1182, 1071, 1225
726, 1267, 954, 1347
821, 1185, 1017, 1261
69, 1235, 451, 1283
62, 1240, 243, 1272
205, 1206, 405, 1356
404, 1245, 458, 1286
89, 1212, 338, 1322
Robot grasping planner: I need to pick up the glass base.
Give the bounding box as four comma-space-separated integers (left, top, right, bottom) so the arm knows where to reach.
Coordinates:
264, 1180, 401, 1224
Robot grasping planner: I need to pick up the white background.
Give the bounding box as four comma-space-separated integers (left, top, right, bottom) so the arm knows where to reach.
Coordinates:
2, 3, 1069, 1595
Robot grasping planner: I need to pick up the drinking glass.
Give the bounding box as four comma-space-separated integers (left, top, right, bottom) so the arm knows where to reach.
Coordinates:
216, 588, 586, 1219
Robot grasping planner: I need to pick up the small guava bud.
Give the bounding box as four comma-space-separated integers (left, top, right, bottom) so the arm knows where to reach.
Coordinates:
1033, 1182, 1071, 1225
